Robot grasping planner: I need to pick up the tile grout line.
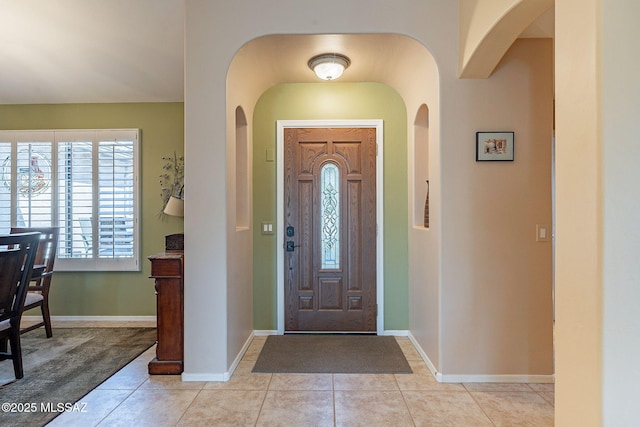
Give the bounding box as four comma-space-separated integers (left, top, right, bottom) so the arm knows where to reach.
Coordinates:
393, 361, 418, 427
92, 347, 178, 426
529, 385, 555, 407
84, 337, 552, 426
172, 386, 204, 426
398, 389, 418, 427
332, 374, 337, 427
465, 387, 498, 427
253, 373, 273, 425
92, 379, 146, 426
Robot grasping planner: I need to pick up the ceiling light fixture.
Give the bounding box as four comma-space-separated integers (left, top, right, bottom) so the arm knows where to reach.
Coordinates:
308, 53, 351, 81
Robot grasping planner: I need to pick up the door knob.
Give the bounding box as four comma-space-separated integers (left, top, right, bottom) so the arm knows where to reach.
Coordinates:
286, 241, 300, 252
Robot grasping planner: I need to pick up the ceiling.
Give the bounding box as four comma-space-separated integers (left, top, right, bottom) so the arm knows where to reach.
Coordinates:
0, 0, 184, 104
0, 1, 553, 105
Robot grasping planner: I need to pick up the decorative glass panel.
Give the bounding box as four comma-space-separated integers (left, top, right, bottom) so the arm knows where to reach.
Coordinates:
320, 162, 340, 269
0, 142, 12, 233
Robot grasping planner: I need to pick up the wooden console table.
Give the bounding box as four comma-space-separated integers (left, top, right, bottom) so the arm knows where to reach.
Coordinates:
148, 251, 184, 374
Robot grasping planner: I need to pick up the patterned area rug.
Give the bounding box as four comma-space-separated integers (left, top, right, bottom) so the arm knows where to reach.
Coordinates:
0, 327, 156, 427
252, 335, 412, 374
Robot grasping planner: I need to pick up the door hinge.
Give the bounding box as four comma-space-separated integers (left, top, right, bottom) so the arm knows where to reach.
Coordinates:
375, 304, 378, 317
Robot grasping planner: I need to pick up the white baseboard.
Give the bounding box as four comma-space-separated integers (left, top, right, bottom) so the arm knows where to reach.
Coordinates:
407, 331, 441, 379
381, 330, 409, 336
254, 330, 408, 337
440, 373, 555, 383
253, 330, 277, 336
407, 331, 555, 384
181, 372, 228, 382
22, 315, 157, 324
249, 330, 410, 338
225, 331, 254, 380
182, 331, 256, 382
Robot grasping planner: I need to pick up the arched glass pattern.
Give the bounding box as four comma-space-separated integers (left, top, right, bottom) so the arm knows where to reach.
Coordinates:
320, 162, 339, 269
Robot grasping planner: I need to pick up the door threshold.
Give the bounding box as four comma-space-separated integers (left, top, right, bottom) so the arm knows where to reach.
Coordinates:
284, 331, 377, 335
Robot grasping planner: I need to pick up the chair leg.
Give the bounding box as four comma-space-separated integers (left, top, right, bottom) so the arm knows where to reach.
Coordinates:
8, 331, 23, 379
42, 302, 53, 338
0, 337, 7, 353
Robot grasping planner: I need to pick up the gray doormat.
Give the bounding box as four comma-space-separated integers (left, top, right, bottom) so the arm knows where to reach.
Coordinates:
252, 335, 412, 374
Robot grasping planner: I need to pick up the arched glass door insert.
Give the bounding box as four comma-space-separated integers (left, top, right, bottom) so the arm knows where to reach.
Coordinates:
320, 162, 339, 269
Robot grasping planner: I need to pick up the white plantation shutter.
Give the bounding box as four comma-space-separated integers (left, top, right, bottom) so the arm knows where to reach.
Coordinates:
97, 137, 135, 259
0, 130, 139, 271
58, 140, 93, 258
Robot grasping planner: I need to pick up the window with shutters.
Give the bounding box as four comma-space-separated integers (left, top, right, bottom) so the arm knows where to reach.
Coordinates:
0, 129, 140, 271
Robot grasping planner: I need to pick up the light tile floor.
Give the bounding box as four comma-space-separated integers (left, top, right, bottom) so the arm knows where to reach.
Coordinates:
49, 336, 554, 426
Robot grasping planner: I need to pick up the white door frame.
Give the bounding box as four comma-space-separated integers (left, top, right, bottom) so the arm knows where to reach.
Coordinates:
276, 119, 385, 334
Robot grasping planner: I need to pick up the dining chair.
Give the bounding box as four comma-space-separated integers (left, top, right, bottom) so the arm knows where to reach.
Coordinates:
0, 232, 41, 379
10, 227, 59, 338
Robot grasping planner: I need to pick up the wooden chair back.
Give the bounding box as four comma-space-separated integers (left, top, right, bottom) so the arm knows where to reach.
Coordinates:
0, 232, 41, 379
10, 227, 58, 295
0, 232, 41, 321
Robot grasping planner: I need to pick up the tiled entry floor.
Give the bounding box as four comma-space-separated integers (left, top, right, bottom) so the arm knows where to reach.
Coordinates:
50, 336, 554, 426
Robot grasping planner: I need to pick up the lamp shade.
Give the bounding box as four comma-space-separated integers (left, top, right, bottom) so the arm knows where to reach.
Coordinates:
308, 53, 351, 80
164, 196, 184, 217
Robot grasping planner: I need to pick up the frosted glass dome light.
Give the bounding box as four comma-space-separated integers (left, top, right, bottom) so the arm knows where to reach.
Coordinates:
308, 53, 351, 80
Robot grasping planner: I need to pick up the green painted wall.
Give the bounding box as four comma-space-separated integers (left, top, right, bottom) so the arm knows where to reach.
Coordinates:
0, 103, 184, 316
252, 82, 409, 330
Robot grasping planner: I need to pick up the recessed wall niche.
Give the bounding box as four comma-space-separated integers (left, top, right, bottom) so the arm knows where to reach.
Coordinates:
414, 104, 429, 228
235, 106, 249, 229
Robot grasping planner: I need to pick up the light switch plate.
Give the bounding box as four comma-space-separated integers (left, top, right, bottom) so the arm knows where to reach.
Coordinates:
266, 148, 275, 162
536, 224, 551, 242
261, 222, 274, 235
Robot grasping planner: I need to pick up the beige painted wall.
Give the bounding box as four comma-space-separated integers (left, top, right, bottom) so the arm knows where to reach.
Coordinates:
439, 38, 554, 376
185, 0, 553, 381
555, 1, 602, 424
556, 0, 640, 425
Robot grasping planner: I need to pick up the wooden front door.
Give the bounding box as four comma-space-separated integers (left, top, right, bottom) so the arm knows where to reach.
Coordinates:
284, 127, 377, 332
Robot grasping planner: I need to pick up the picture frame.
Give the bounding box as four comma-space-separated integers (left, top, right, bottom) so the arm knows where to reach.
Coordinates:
476, 131, 514, 161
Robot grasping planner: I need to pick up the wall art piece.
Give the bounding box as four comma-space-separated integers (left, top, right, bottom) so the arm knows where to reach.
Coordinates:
476, 131, 514, 161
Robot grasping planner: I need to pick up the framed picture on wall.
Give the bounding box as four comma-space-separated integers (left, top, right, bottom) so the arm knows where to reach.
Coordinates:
476, 131, 514, 161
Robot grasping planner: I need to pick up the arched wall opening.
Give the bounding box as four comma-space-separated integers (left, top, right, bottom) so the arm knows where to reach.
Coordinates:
185, 3, 553, 383
459, 0, 554, 78
235, 106, 249, 230
226, 35, 553, 380
225, 33, 441, 359
413, 104, 430, 229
